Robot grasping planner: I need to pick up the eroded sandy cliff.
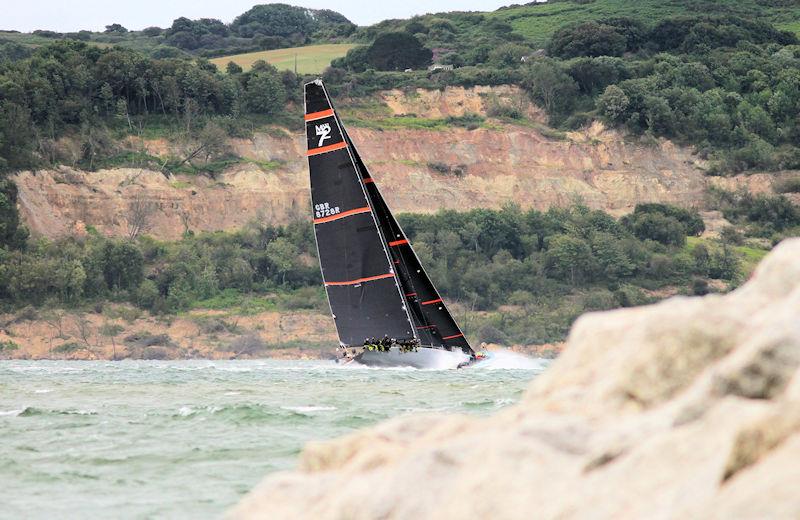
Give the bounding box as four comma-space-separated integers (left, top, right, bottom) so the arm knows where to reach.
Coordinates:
13, 86, 784, 240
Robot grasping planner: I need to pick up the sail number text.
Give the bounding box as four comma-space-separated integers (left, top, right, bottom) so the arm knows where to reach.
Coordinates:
315, 202, 341, 218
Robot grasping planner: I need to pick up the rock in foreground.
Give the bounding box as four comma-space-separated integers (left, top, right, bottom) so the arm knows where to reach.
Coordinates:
230, 239, 800, 520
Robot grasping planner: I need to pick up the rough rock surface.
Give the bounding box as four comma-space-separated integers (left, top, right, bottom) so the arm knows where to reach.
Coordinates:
229, 238, 800, 520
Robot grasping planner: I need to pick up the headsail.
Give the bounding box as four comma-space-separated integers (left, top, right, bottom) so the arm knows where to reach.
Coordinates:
304, 80, 414, 347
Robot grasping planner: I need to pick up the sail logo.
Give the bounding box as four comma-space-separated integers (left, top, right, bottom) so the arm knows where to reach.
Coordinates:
315, 123, 332, 147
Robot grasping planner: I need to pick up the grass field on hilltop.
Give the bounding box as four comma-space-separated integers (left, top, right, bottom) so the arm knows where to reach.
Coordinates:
210, 43, 359, 74
491, 0, 800, 46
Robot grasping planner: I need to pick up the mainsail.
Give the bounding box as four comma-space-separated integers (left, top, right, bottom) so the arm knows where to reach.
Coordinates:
304, 80, 473, 355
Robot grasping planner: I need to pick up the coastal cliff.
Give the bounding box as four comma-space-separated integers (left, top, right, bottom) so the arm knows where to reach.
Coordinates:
12, 86, 785, 240
229, 238, 800, 519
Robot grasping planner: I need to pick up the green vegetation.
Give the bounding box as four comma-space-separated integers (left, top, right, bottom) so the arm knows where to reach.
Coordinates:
52, 341, 83, 354
0, 1, 798, 348
0, 194, 774, 345
2, 1, 797, 176
0, 41, 298, 172
210, 44, 358, 74
492, 0, 800, 45
320, 2, 800, 174
0, 339, 19, 352
334, 32, 432, 71
708, 188, 800, 238
0, 4, 356, 59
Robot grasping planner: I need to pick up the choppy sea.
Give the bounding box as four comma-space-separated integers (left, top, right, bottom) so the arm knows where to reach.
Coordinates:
0, 355, 546, 519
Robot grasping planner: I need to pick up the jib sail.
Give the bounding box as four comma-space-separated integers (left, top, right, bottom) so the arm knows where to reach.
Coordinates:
334, 103, 474, 355
304, 80, 415, 347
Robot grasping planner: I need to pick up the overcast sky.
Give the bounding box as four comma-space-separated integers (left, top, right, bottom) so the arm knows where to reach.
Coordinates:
3, 1, 516, 33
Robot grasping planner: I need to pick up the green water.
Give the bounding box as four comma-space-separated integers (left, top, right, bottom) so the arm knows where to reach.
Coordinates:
0, 358, 545, 519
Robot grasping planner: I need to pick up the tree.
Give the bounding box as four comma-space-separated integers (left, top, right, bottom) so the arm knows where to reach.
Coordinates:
226, 61, 243, 75
488, 44, 530, 68
545, 234, 593, 284
126, 193, 155, 241
244, 67, 287, 114
266, 237, 299, 284
231, 4, 317, 39
548, 22, 627, 58
0, 102, 36, 171
0, 179, 28, 250
522, 60, 579, 119
142, 27, 163, 37
171, 121, 230, 170
622, 213, 686, 246
104, 24, 128, 34
100, 322, 124, 360
365, 32, 432, 71
100, 241, 144, 291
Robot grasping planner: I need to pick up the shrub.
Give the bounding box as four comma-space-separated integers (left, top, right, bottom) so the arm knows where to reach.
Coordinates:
365, 32, 432, 71
0, 340, 19, 352
228, 333, 268, 356
774, 177, 800, 194
692, 277, 710, 296
53, 342, 83, 353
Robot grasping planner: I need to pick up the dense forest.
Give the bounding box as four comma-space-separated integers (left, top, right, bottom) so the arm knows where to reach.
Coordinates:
0, 0, 798, 346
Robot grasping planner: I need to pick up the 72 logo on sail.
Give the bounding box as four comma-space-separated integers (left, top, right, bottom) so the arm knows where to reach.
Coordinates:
315, 123, 332, 147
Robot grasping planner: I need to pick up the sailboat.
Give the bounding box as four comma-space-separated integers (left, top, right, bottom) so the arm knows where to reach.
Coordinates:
304, 79, 483, 369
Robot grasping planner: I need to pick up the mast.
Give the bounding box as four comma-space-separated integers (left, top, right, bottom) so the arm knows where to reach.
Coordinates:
336, 114, 475, 355
304, 80, 415, 347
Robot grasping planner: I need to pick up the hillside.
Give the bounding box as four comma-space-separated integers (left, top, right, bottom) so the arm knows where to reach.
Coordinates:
0, 1, 798, 356
492, 0, 800, 45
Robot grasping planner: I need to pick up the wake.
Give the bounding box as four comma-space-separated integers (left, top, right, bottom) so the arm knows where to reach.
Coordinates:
475, 349, 549, 370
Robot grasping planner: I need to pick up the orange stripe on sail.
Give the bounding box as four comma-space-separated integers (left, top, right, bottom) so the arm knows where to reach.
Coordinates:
442, 333, 464, 340
305, 109, 334, 121
314, 206, 370, 224
307, 141, 347, 156
363, 177, 374, 183
388, 239, 408, 247
325, 273, 395, 287
421, 298, 443, 305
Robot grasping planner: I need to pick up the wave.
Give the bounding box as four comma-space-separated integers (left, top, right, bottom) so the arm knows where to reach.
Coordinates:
171, 403, 325, 422
280, 405, 337, 413
1, 407, 98, 417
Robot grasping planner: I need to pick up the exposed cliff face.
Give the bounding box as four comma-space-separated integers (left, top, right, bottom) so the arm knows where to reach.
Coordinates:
378, 85, 546, 120
12, 87, 789, 239
229, 238, 800, 520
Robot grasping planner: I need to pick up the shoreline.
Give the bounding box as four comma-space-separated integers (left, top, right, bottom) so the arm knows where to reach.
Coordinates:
0, 343, 562, 361
0, 305, 563, 362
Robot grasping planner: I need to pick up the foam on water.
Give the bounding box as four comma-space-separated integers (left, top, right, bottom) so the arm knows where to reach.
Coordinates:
0, 359, 547, 519
476, 349, 549, 370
